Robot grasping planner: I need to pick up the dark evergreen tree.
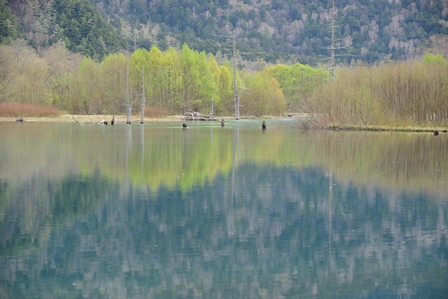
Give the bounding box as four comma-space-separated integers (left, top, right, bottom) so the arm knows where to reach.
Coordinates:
53, 0, 122, 60
0, 1, 19, 44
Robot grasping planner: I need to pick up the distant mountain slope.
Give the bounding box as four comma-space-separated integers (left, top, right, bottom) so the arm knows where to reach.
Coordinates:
3, 0, 121, 60
2, 0, 448, 64
95, 0, 448, 64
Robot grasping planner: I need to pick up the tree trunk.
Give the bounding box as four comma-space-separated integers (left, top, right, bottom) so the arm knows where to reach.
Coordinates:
140, 65, 146, 124
126, 63, 131, 124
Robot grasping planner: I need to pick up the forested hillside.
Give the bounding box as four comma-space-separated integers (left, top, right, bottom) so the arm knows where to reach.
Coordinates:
115, 0, 448, 64
2, 0, 448, 64
2, 0, 122, 60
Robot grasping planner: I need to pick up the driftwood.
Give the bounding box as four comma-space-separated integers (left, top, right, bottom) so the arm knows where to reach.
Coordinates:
72, 116, 108, 125
72, 116, 81, 124
183, 111, 217, 121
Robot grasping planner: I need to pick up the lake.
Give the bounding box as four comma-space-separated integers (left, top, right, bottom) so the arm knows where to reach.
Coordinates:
0, 120, 447, 299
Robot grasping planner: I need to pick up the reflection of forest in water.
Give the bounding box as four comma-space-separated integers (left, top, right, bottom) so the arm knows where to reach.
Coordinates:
0, 122, 447, 298
1, 122, 447, 194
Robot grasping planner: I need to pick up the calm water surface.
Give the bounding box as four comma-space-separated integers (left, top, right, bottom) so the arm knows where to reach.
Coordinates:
0, 120, 447, 299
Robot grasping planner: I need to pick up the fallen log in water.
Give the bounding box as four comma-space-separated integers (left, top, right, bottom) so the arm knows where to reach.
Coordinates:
72, 116, 108, 125
183, 111, 217, 121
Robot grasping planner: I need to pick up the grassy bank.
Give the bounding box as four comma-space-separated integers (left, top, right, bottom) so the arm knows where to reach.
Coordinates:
326, 124, 447, 134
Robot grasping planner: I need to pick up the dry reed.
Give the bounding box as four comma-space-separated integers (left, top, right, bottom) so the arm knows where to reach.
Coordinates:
0, 102, 62, 117
305, 59, 448, 128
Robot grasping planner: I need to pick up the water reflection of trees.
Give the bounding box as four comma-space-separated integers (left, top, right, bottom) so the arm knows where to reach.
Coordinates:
0, 171, 113, 255
1, 164, 447, 298
1, 123, 448, 297
2, 124, 448, 197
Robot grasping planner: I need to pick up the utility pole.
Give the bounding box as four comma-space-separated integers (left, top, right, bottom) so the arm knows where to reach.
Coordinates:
328, 0, 354, 79
330, 0, 336, 81
216, 29, 246, 119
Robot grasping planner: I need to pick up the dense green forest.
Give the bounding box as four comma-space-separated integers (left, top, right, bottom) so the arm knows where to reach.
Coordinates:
2, 0, 448, 64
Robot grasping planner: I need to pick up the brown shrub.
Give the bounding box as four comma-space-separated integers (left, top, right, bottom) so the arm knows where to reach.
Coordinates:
0, 102, 62, 117
144, 106, 170, 118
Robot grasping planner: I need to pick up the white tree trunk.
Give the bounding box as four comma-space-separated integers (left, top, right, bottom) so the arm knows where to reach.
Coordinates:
126, 63, 132, 124
140, 65, 146, 124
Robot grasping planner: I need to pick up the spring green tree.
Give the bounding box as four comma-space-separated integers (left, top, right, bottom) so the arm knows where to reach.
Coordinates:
240, 72, 286, 116
179, 44, 217, 113
99, 53, 128, 114
264, 63, 329, 111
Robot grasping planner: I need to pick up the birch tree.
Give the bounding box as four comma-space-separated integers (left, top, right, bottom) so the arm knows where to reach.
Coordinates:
130, 48, 150, 123
99, 53, 127, 113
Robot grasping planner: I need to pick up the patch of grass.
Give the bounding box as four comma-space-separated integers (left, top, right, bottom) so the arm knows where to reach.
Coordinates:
144, 106, 170, 118
0, 102, 62, 117
327, 124, 447, 133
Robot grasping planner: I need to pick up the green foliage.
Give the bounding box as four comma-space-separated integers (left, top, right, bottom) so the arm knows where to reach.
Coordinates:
423, 53, 447, 65
97, 53, 128, 114
209, 55, 234, 114
213, 62, 235, 115
0, 1, 19, 44
264, 63, 330, 111
156, 47, 182, 111
0, 42, 52, 105
178, 44, 218, 112
53, 0, 121, 60
5, 38, 446, 124
240, 72, 286, 116
1, 41, 233, 115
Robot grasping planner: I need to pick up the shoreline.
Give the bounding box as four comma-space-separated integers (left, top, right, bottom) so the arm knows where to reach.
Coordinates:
0, 114, 280, 123
0, 114, 184, 123
327, 125, 447, 134
0, 115, 446, 134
